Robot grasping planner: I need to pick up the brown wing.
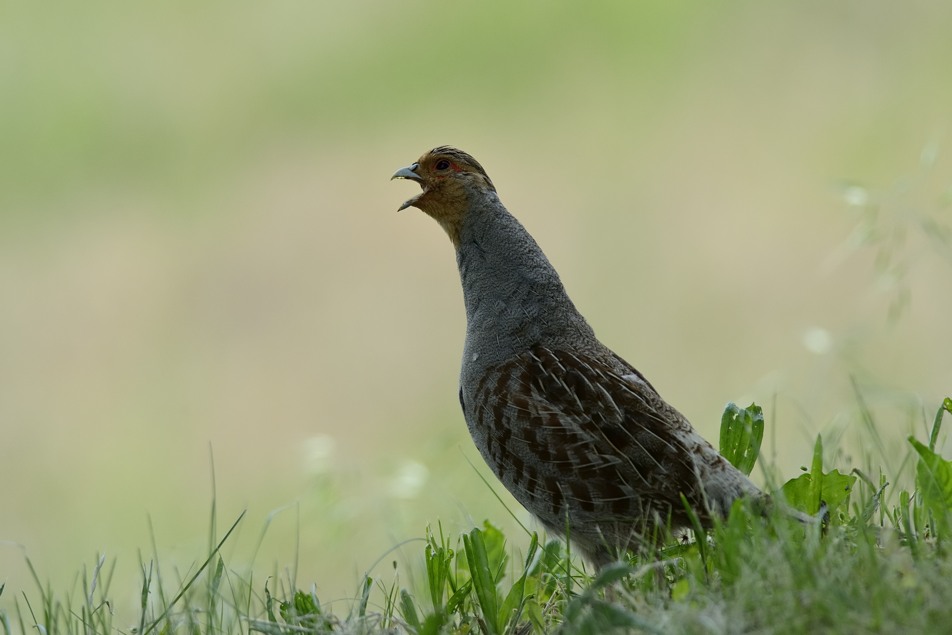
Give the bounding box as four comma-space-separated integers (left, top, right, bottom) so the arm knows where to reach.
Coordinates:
470, 345, 712, 533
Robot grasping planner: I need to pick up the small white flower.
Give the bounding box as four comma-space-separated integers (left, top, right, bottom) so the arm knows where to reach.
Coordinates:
842, 185, 869, 207
802, 327, 834, 355
303, 435, 336, 475
390, 460, 429, 499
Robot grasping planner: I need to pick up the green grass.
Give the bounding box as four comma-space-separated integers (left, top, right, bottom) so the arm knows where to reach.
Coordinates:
4, 398, 951, 635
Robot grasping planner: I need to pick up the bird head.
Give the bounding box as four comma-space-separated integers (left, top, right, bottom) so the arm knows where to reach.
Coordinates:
392, 146, 496, 245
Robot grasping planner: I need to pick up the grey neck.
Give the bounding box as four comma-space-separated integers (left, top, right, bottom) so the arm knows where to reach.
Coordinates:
453, 195, 595, 372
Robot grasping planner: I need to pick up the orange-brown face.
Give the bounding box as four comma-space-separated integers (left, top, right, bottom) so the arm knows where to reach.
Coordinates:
392, 146, 495, 245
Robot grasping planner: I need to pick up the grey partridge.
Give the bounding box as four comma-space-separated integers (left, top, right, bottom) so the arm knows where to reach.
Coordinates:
392, 146, 769, 566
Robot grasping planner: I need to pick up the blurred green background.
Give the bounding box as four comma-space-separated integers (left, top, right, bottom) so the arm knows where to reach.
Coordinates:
2, 0, 951, 618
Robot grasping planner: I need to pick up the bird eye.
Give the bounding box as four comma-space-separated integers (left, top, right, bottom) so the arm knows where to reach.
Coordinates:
435, 159, 451, 171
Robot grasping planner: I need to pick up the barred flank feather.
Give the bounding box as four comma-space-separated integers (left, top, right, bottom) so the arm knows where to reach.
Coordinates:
467, 346, 760, 565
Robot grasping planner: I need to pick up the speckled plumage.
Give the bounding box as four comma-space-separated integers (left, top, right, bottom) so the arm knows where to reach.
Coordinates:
393, 146, 766, 565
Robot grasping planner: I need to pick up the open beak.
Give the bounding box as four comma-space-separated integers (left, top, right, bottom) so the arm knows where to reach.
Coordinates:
391, 163, 422, 182
391, 163, 425, 211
